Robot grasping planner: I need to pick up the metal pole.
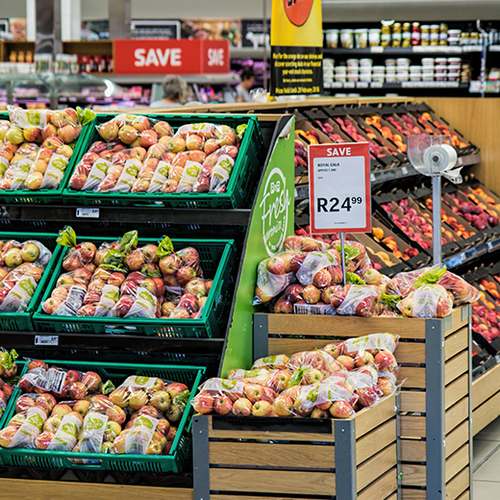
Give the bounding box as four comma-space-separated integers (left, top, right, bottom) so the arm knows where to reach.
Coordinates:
477, 20, 487, 99
340, 232, 347, 285
263, 0, 268, 92
432, 176, 442, 266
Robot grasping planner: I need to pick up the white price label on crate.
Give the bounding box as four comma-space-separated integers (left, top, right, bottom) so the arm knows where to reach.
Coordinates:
308, 143, 371, 234
370, 46, 384, 53
34, 335, 59, 346
76, 208, 100, 219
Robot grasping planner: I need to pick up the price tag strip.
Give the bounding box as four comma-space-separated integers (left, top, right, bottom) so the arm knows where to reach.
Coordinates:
308, 142, 371, 234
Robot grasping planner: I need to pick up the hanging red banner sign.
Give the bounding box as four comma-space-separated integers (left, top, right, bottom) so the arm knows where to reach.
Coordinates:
113, 39, 230, 75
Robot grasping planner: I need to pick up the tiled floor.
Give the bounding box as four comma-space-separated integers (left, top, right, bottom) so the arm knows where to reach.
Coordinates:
473, 417, 500, 495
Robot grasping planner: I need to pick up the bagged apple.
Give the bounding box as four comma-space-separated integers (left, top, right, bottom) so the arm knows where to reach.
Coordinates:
287, 350, 346, 378
398, 284, 454, 318
76, 411, 109, 462
0, 275, 37, 313
385, 267, 430, 297
252, 354, 289, 371
93, 284, 120, 317
147, 157, 171, 193
0, 406, 47, 448
330, 284, 382, 317
131, 145, 166, 193
438, 270, 480, 306
47, 411, 83, 451
97, 114, 164, 147
227, 368, 270, 380
324, 333, 399, 359
121, 286, 157, 319
122, 414, 160, 454
57, 226, 98, 272
282, 234, 329, 252
296, 250, 343, 288
253, 254, 296, 305
0, 238, 51, 269
0, 348, 18, 379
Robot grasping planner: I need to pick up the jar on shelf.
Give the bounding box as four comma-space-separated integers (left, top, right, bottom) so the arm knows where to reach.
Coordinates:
355, 28, 368, 49
381, 21, 392, 47
460, 32, 470, 46
470, 32, 479, 45
421, 25, 430, 46
402, 22, 412, 47
392, 22, 402, 47
325, 29, 339, 48
369, 28, 381, 46
9, 51, 17, 63
340, 29, 354, 49
411, 22, 421, 46
430, 24, 440, 46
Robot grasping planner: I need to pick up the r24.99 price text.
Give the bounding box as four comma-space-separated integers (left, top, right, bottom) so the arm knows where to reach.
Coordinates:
317, 197, 363, 212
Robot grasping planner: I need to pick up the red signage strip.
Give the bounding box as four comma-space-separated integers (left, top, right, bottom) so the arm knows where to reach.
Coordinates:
308, 142, 371, 234
114, 39, 230, 75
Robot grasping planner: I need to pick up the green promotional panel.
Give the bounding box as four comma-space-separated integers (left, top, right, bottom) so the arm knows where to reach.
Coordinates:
221, 116, 295, 376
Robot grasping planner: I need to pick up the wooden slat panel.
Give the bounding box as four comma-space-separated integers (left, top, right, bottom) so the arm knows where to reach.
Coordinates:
401, 463, 426, 487
384, 495, 398, 500
445, 351, 469, 386
445, 306, 468, 337
445, 327, 468, 361
456, 490, 470, 500
400, 439, 426, 462
473, 389, 500, 436
446, 421, 469, 459
0, 479, 192, 500
210, 469, 336, 496
357, 443, 397, 492
401, 488, 426, 500
398, 366, 425, 388
445, 444, 469, 483
446, 398, 469, 434
401, 416, 426, 438
355, 395, 396, 438
209, 441, 334, 468
445, 467, 469, 500
394, 342, 426, 364
472, 362, 500, 410
211, 497, 328, 500
445, 374, 469, 410
400, 391, 426, 413
358, 468, 397, 500
269, 338, 328, 356
266, 314, 427, 339
356, 419, 396, 465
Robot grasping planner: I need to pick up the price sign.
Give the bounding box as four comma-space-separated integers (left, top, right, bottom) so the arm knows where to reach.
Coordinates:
308, 142, 371, 234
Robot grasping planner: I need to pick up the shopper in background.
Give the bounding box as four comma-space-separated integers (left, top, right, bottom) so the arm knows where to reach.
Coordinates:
149, 75, 188, 107
235, 68, 256, 102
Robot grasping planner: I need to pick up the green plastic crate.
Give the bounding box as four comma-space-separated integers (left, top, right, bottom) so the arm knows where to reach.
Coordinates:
0, 360, 27, 430
0, 112, 92, 204
32, 235, 235, 338
0, 232, 61, 331
62, 113, 265, 208
0, 360, 205, 472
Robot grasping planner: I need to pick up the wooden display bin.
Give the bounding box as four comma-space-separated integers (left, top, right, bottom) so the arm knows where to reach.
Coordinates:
192, 395, 397, 500
253, 305, 472, 500
472, 362, 500, 436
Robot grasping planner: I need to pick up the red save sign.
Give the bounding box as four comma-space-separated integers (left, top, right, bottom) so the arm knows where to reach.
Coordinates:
114, 39, 230, 75
308, 142, 371, 234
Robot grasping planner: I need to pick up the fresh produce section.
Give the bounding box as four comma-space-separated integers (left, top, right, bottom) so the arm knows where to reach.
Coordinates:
0, 358, 204, 471
0, 350, 22, 423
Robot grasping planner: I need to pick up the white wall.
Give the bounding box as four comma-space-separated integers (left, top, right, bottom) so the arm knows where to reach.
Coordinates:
1, 0, 27, 17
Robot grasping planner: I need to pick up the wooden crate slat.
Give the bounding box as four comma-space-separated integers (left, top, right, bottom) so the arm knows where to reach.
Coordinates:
208, 427, 335, 443
456, 490, 470, 500
210, 496, 328, 500
268, 337, 329, 356
395, 342, 426, 364
445, 444, 469, 483
400, 391, 426, 413
356, 418, 396, 465
445, 307, 469, 337
445, 373, 469, 410
445, 420, 469, 459
209, 441, 334, 468
209, 468, 336, 496
445, 467, 469, 500
472, 362, 500, 410
398, 367, 426, 389
473, 389, 500, 435
444, 351, 469, 386
445, 327, 468, 361
356, 443, 397, 491
355, 396, 396, 438
400, 438, 426, 462
266, 314, 428, 338
401, 463, 426, 487
357, 468, 397, 500
400, 488, 426, 499
446, 397, 469, 434
0, 479, 192, 500
401, 415, 425, 438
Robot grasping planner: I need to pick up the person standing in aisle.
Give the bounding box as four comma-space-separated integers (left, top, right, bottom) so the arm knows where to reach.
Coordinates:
149, 75, 188, 107
235, 68, 256, 102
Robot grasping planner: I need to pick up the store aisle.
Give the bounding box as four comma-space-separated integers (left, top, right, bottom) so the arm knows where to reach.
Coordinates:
473, 417, 500, 496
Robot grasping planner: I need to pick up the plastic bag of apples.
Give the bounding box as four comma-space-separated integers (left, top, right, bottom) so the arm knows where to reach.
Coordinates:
191, 333, 400, 418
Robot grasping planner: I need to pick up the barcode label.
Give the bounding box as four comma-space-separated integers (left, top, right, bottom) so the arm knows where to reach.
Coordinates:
76, 208, 100, 218
35, 335, 59, 346
36, 368, 67, 394
293, 304, 334, 315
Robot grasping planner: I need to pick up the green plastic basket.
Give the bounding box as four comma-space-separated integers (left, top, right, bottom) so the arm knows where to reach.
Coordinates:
0, 360, 27, 430
0, 232, 61, 331
32, 236, 235, 338
62, 113, 265, 208
0, 112, 92, 204
0, 360, 205, 472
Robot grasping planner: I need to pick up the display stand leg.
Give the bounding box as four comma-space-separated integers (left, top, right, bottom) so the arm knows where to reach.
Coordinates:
192, 417, 210, 500
340, 232, 347, 284
467, 304, 474, 500
432, 176, 442, 266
